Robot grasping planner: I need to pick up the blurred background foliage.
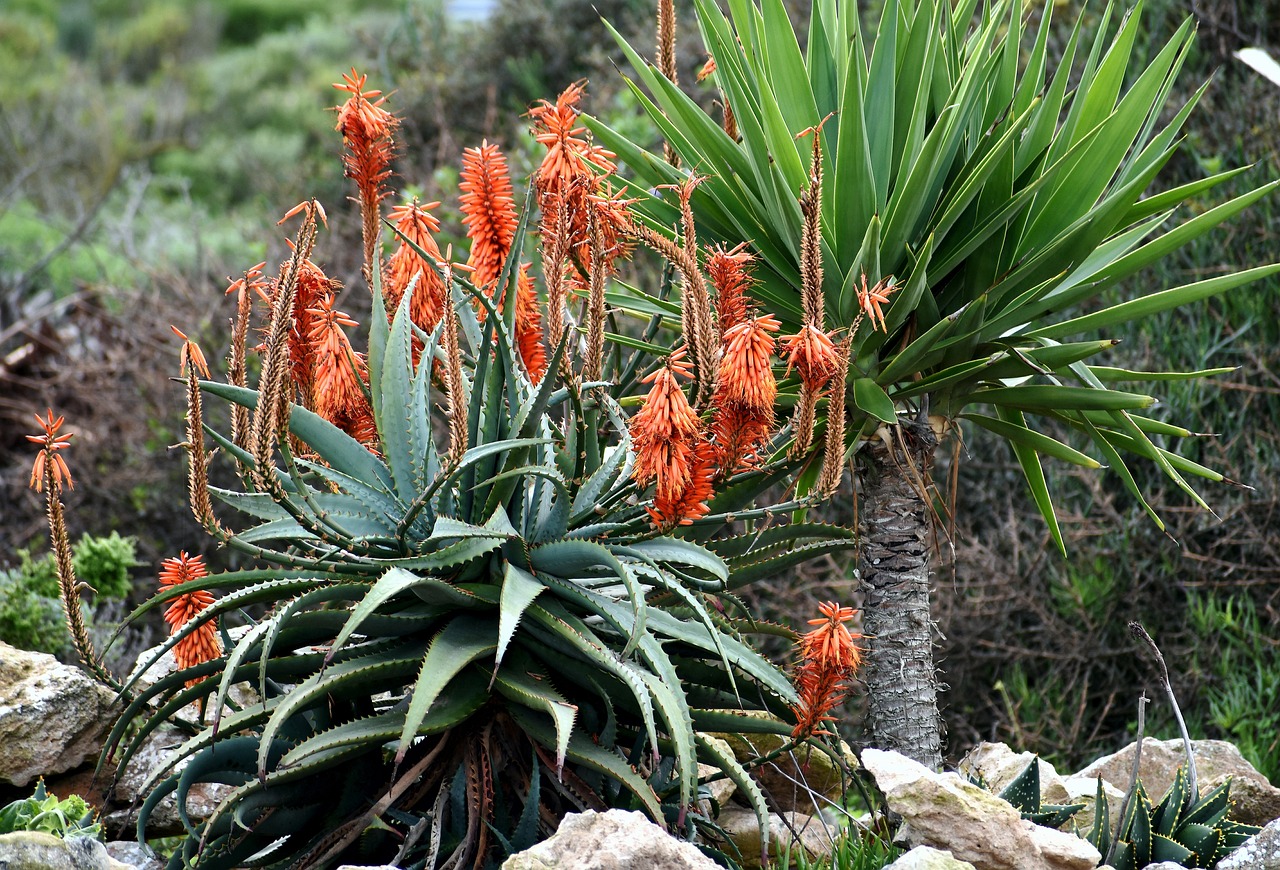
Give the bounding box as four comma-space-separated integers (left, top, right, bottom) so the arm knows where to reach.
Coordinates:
0, 0, 1276, 781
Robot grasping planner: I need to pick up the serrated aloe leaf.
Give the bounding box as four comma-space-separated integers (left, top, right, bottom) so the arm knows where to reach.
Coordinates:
490, 661, 576, 775
696, 732, 770, 861
511, 705, 663, 823
389, 536, 505, 574
258, 641, 427, 775
496, 562, 546, 672
998, 757, 1042, 812
523, 602, 659, 758
570, 440, 630, 524
280, 680, 488, 770
327, 567, 442, 664
378, 291, 433, 503
396, 615, 497, 766
612, 538, 729, 584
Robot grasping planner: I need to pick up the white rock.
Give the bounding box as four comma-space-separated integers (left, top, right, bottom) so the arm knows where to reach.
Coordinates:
715, 807, 837, 869
884, 846, 977, 869
862, 748, 1100, 870
1217, 817, 1280, 869
105, 841, 164, 870
0, 832, 131, 870
0, 642, 119, 786
501, 809, 718, 870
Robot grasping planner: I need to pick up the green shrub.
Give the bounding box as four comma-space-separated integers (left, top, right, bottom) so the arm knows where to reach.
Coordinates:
0, 533, 137, 656
0, 779, 101, 840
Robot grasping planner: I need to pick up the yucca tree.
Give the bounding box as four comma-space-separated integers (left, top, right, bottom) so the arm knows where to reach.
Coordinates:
589, 0, 1280, 768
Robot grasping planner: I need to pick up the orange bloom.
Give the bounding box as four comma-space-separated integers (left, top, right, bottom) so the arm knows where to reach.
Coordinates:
514, 266, 548, 383
333, 68, 399, 212
791, 601, 863, 738
384, 200, 448, 333
711, 403, 774, 474
306, 296, 375, 444
528, 81, 616, 190
158, 553, 223, 679
630, 352, 702, 503
224, 261, 270, 303
26, 409, 74, 492
268, 257, 342, 407
716, 315, 779, 411
460, 141, 519, 294
707, 243, 756, 335
648, 438, 717, 527
696, 57, 718, 82
856, 274, 898, 333
171, 326, 210, 379
780, 325, 841, 390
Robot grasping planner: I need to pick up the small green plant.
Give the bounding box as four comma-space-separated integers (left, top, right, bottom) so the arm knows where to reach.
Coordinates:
994, 757, 1086, 829
0, 779, 102, 840
1086, 767, 1259, 869
0, 534, 137, 656
768, 822, 901, 870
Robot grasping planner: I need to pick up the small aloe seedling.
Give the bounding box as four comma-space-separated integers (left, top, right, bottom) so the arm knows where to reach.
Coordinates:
996, 758, 1086, 830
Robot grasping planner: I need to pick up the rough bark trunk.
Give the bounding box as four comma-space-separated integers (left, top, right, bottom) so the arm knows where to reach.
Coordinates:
859, 424, 942, 770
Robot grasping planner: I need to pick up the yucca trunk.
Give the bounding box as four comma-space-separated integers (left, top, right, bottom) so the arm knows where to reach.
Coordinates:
859, 424, 942, 770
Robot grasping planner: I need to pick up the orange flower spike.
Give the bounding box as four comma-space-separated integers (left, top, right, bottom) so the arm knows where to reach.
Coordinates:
158, 552, 222, 676
384, 200, 447, 328
514, 265, 548, 383
26, 409, 74, 492
630, 351, 702, 499
717, 314, 779, 411
780, 324, 840, 388
528, 82, 616, 188
460, 142, 519, 294
171, 326, 211, 379
706, 243, 756, 335
856, 274, 898, 333
648, 439, 717, 527
790, 601, 862, 738
225, 262, 271, 303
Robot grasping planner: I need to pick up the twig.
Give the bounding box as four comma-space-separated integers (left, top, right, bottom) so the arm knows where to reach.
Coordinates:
1107, 692, 1146, 868
1129, 621, 1197, 797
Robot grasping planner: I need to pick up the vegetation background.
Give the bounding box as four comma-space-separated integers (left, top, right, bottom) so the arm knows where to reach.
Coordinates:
0, 0, 1276, 781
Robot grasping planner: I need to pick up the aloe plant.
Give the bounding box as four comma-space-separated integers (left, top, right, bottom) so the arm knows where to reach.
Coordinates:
84, 127, 866, 868
590, 0, 1279, 767
1087, 767, 1260, 869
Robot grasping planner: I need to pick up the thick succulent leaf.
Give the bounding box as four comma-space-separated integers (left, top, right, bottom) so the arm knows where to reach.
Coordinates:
496, 562, 546, 671
510, 705, 664, 824
396, 615, 497, 765
259, 640, 428, 776
962, 413, 1100, 468
199, 380, 393, 493
326, 567, 442, 664
696, 732, 771, 861
489, 659, 576, 775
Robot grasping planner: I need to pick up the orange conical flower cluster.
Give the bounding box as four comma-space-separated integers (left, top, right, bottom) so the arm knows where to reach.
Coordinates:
460, 141, 519, 294
710, 314, 779, 473
307, 295, 376, 445
707, 243, 756, 335
790, 601, 863, 738
459, 142, 547, 382
334, 69, 399, 281
383, 200, 448, 335
514, 265, 548, 382
158, 552, 223, 684
529, 82, 632, 283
